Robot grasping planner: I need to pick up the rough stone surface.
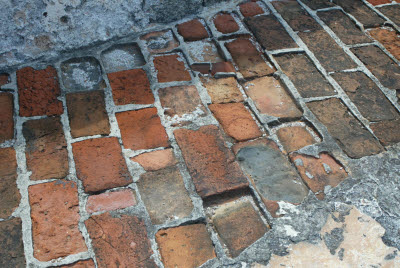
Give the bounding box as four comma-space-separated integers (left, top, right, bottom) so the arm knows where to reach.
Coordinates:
368, 27, 400, 61
214, 13, 239, 34
101, 43, 145, 73
378, 5, 400, 26
131, 148, 177, 171
200, 77, 243, 104
0, 218, 25, 268
153, 54, 191, 83
333, 0, 385, 28
140, 30, 179, 54
0, 92, 14, 143
370, 119, 400, 146
239, 2, 264, 17
0, 148, 20, 219
276, 125, 317, 152
177, 19, 209, 41
86, 189, 136, 214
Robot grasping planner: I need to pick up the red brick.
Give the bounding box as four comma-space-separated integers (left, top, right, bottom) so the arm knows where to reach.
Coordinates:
57, 259, 95, 268
29, 180, 87, 261
86, 189, 136, 214
0, 73, 9, 86
214, 13, 239, 34
23, 117, 69, 181
174, 125, 249, 200
0, 148, 20, 219
201, 77, 243, 104
211, 61, 236, 75
0, 93, 14, 143
17, 66, 63, 117
333, 0, 384, 28
140, 30, 179, 54
107, 68, 154, 105
66, 90, 110, 138
72, 137, 131, 193
85, 213, 156, 267
156, 224, 216, 268
370, 119, 400, 146
225, 38, 275, 79
177, 19, 209, 41
131, 148, 177, 171
0, 218, 25, 267
239, 2, 264, 17
367, 0, 398, 5
290, 153, 348, 200
153, 54, 191, 83
276, 125, 318, 152
378, 5, 400, 26
116, 108, 169, 150
191, 63, 211, 74
368, 27, 400, 61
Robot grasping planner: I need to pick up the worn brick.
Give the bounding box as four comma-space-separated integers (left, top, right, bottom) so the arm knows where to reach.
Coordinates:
0, 148, 20, 219
56, 259, 95, 268
156, 224, 216, 268
140, 30, 179, 54
370, 119, 400, 146
225, 38, 275, 79
0, 73, 9, 86
290, 153, 348, 200
107, 68, 154, 105
200, 77, 243, 103
72, 137, 131, 193
0, 218, 25, 267
351, 45, 400, 90
86, 189, 136, 214
0, 93, 14, 143
116, 108, 169, 150
29, 180, 87, 261
131, 148, 177, 171
23, 117, 69, 181
243, 76, 302, 119
174, 125, 249, 200
332, 71, 399, 122
367, 0, 396, 5
153, 54, 191, 82
211, 61, 236, 75
239, 2, 264, 17
212, 199, 268, 257
177, 19, 209, 41
209, 103, 262, 142
138, 166, 193, 225
214, 13, 239, 34
191, 63, 211, 74
318, 10, 372, 45
86, 213, 156, 267
66, 90, 110, 138
245, 15, 298, 50
301, 0, 334, 9
186, 40, 223, 64
378, 5, 400, 26
17, 66, 63, 117
368, 27, 400, 61
101, 43, 145, 73
276, 125, 318, 152
275, 53, 336, 98
307, 98, 383, 158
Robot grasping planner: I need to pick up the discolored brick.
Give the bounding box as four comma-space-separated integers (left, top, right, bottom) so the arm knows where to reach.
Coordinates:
370, 119, 400, 146
225, 38, 275, 79
0, 73, 9, 86
29, 180, 87, 261
100, 43, 145, 73
0, 148, 20, 219
85, 213, 156, 268
368, 27, 400, 61
72, 137, 131, 193
116, 108, 169, 150
23, 117, 69, 181
156, 224, 216, 268
191, 63, 211, 74
177, 19, 209, 41
140, 30, 179, 54
214, 13, 239, 34
307, 98, 383, 158
56, 259, 95, 268
333, 0, 385, 28
153, 54, 191, 82
378, 5, 400, 26
131, 148, 177, 171
17, 66, 63, 117
66, 90, 110, 138
301, 0, 334, 9
0, 93, 14, 143
86, 189, 136, 214
245, 15, 298, 51
174, 125, 249, 200
201, 77, 243, 103
186, 40, 223, 63
212, 199, 268, 257
275, 53, 336, 98
0, 218, 25, 267
276, 125, 318, 152
367, 0, 394, 5
239, 2, 264, 17
211, 61, 236, 75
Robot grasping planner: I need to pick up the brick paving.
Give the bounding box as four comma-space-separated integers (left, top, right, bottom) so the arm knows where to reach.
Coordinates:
0, 0, 400, 267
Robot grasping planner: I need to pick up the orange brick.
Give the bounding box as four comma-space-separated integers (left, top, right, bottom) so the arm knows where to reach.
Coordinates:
86, 189, 136, 214
131, 148, 177, 171
177, 19, 209, 41
200, 77, 243, 104
276, 125, 317, 152
239, 2, 264, 17
57, 259, 95, 268
214, 13, 239, 34
153, 54, 191, 83
368, 27, 400, 61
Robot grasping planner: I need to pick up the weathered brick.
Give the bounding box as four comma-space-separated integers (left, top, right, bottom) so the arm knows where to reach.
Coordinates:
66, 90, 110, 138
209, 103, 262, 142
153, 54, 191, 82
72, 137, 131, 193
290, 153, 348, 200
85, 213, 156, 267
156, 224, 216, 268
0, 92, 14, 143
86, 189, 136, 214
212, 199, 268, 257
0, 218, 25, 267
29, 180, 87, 261
131, 148, 177, 171
307, 98, 383, 158
0, 148, 20, 219
57, 259, 95, 268
318, 10, 372, 45
191, 63, 211, 74
370, 119, 400, 146
225, 38, 275, 79
367, 0, 396, 5
214, 13, 239, 34
140, 30, 179, 54
245, 15, 298, 50
186, 40, 223, 64
239, 2, 264, 17
301, 0, 334, 9
275, 53, 335, 98
200, 77, 244, 103
378, 5, 400, 26
174, 125, 249, 200
351, 45, 400, 90
243, 76, 302, 119
107, 68, 154, 105
276, 125, 318, 152
23, 117, 69, 181
368, 27, 400, 61
138, 166, 193, 224
211, 61, 236, 75
101, 43, 145, 73
116, 108, 169, 150
0, 73, 9, 86
17, 66, 63, 117
332, 71, 399, 122
177, 19, 209, 41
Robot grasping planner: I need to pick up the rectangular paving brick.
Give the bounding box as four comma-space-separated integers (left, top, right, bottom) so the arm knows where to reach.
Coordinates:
57, 259, 95, 268
275, 53, 336, 98
131, 148, 177, 171
140, 30, 179, 54
0, 92, 14, 143
351, 45, 400, 90
276, 124, 318, 152
85, 213, 157, 267
307, 98, 383, 158
239, 2, 264, 17
214, 13, 240, 34
0, 218, 25, 268
116, 108, 169, 150
153, 54, 191, 83
301, 0, 334, 9
0, 148, 20, 219
368, 27, 400, 61
23, 117, 69, 181
29, 180, 87, 261
333, 0, 385, 28
318, 9, 372, 45
378, 5, 400, 26
200, 77, 243, 104
245, 15, 298, 51
177, 19, 209, 41
73, 137, 131, 193
66, 90, 110, 138
174, 125, 249, 201
86, 189, 136, 214
370, 119, 400, 146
